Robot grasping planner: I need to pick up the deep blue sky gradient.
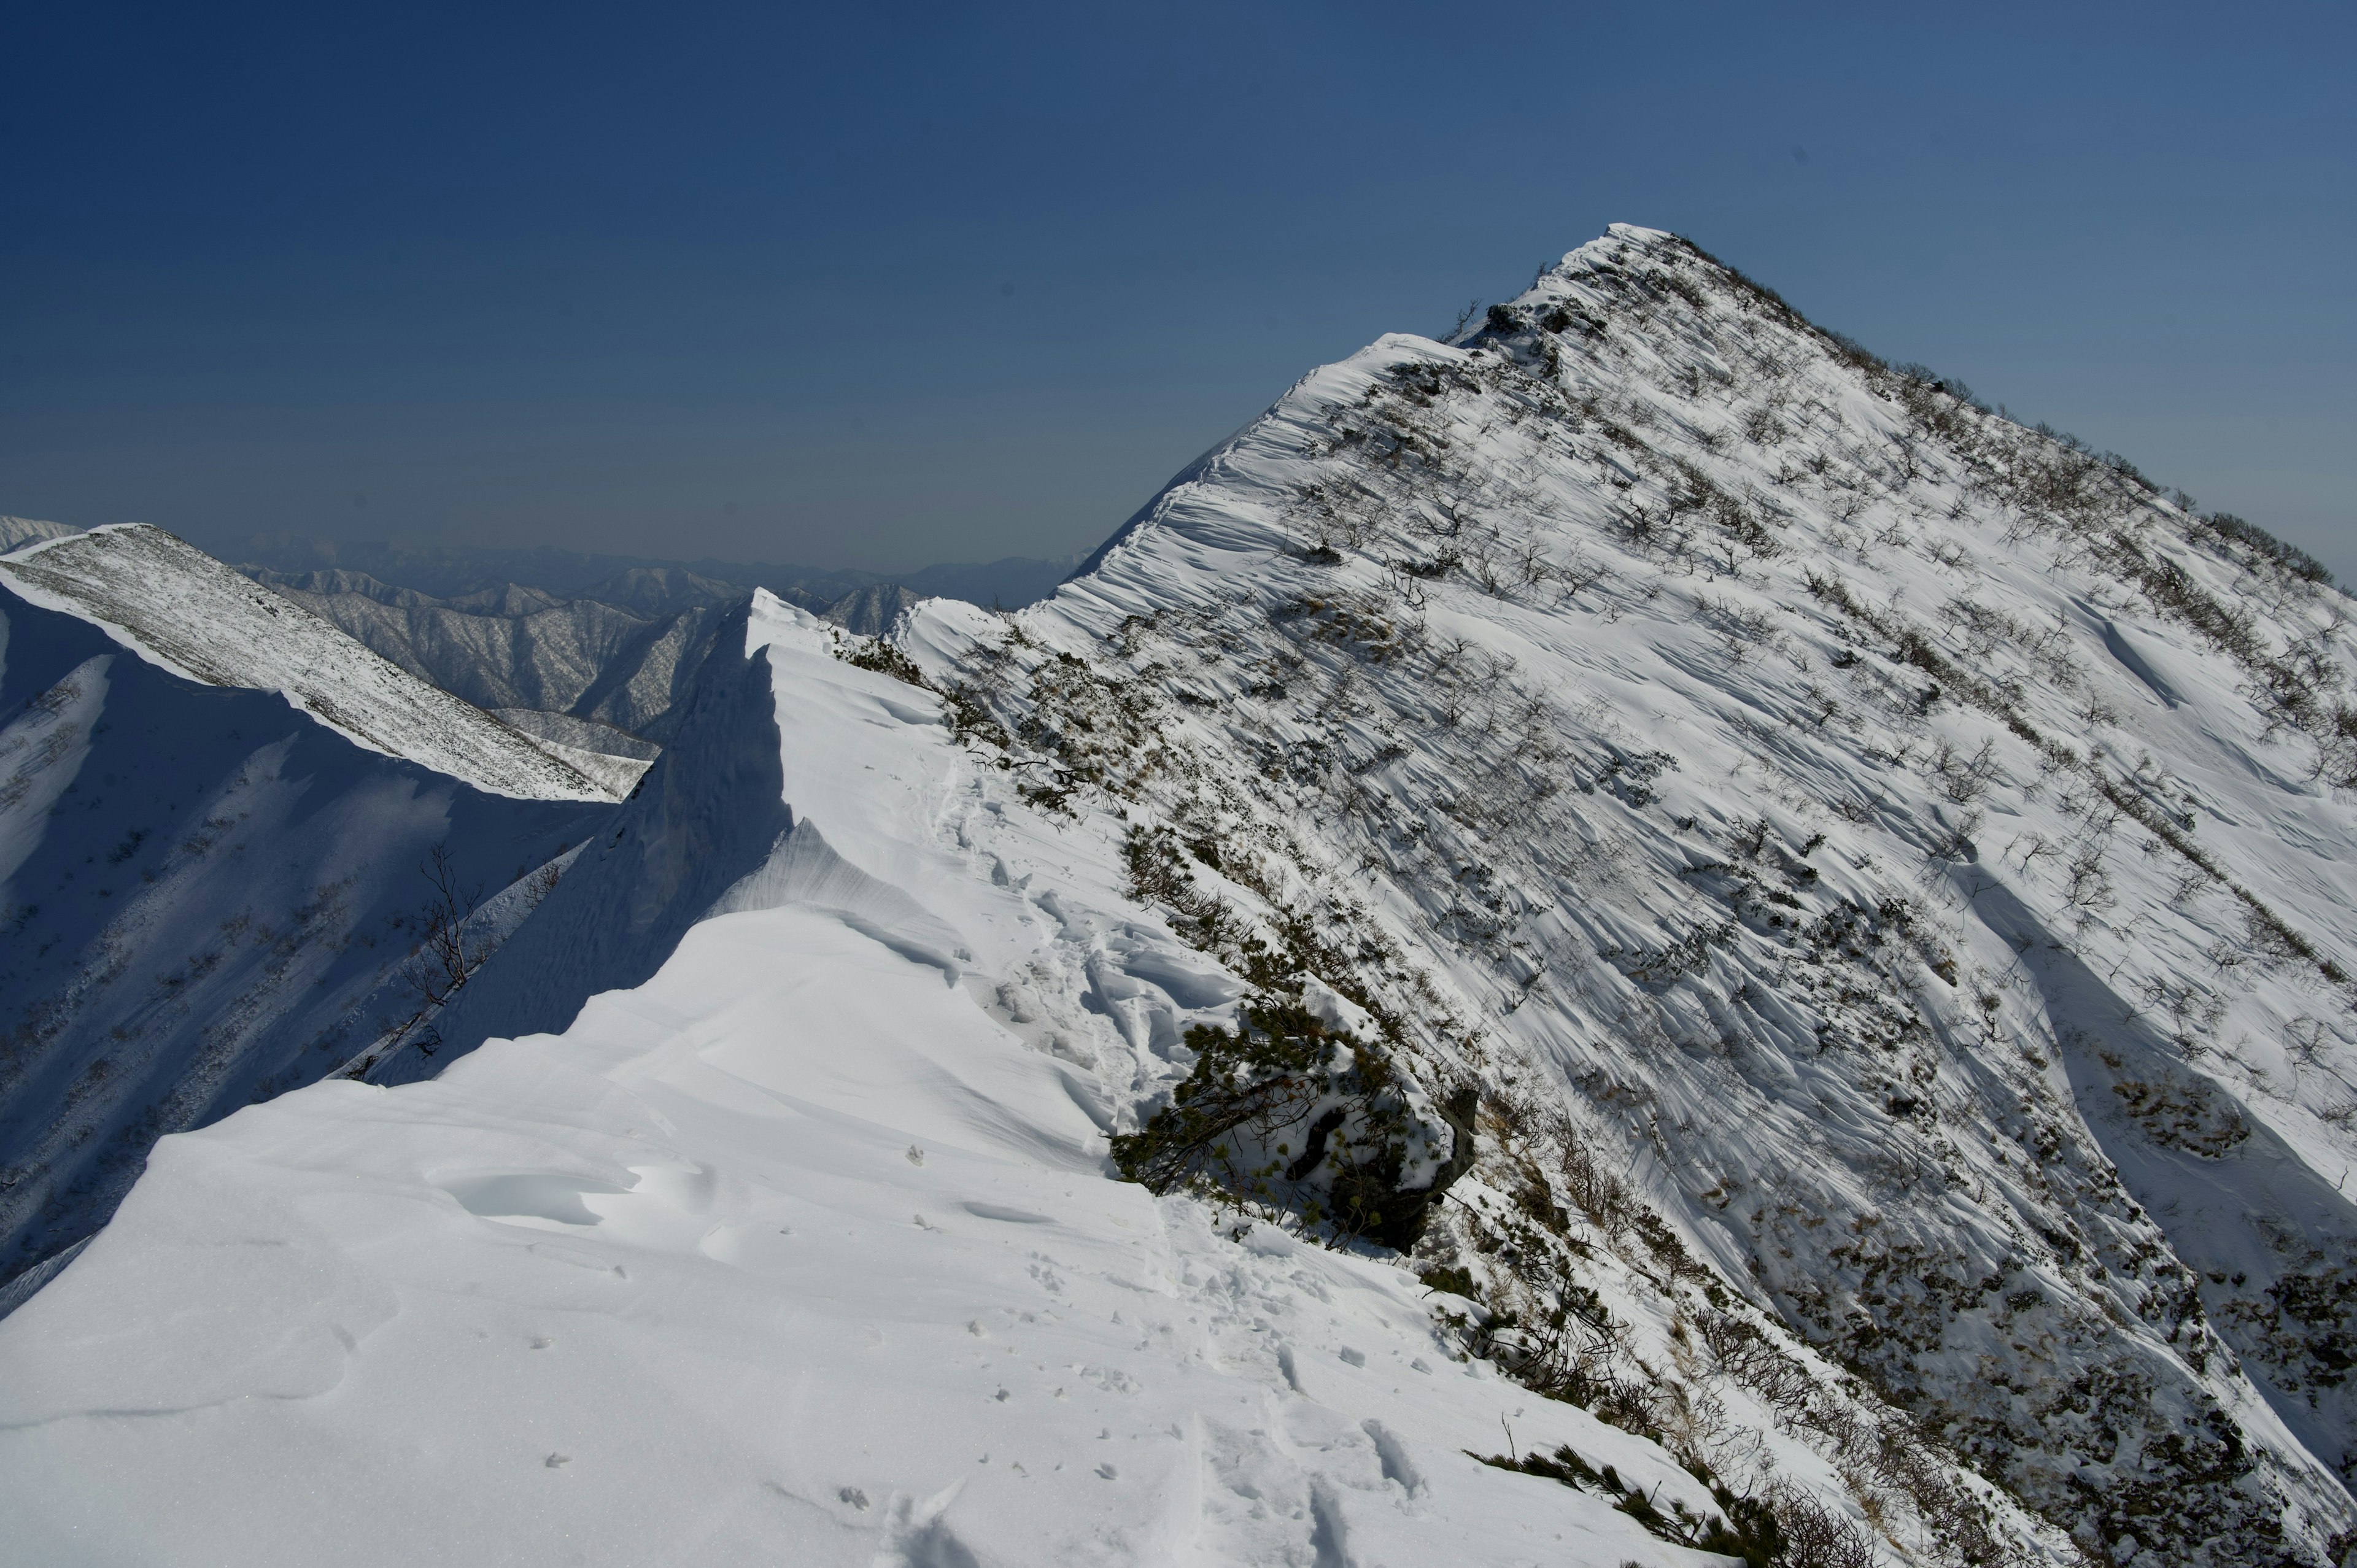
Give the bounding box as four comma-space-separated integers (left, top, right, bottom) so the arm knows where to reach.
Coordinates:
4, 2, 2350, 574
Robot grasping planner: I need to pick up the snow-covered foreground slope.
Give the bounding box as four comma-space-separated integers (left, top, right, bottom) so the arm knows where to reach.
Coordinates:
0, 601, 1748, 1566
1, 525, 621, 801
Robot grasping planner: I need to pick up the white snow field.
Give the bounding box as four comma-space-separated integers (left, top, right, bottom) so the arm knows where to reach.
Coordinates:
0, 601, 1711, 1566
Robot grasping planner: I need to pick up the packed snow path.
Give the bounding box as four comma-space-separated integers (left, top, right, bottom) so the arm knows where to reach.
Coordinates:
0, 602, 1716, 1566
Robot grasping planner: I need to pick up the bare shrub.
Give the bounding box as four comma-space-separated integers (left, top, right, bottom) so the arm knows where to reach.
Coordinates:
408, 846, 490, 1013
1763, 1480, 1876, 1568
1554, 1116, 1639, 1239
1930, 737, 2000, 804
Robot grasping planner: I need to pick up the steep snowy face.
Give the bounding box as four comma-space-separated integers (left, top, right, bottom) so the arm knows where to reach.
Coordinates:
884, 225, 2357, 1562
0, 525, 621, 801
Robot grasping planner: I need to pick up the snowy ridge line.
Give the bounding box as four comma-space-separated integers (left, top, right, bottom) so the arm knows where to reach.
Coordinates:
0, 524, 618, 801
8, 223, 2357, 1564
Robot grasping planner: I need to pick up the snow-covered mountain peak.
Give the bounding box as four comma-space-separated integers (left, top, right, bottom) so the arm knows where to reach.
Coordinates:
1, 523, 621, 801
7, 229, 2357, 1566
902, 227, 2357, 1562
1556, 221, 1684, 271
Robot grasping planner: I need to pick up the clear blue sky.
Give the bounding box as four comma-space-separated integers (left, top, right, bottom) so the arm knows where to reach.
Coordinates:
4, 2, 2350, 575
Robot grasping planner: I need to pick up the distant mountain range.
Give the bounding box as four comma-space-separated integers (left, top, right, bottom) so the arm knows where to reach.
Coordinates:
221, 535, 1086, 613
212, 541, 1085, 740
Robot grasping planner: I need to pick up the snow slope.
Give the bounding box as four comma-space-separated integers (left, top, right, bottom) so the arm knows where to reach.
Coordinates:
0, 598, 1756, 1567
1, 525, 620, 801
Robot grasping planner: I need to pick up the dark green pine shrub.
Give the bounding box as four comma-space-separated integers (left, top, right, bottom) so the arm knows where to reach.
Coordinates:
1475, 1444, 1792, 1568
1109, 1000, 1470, 1249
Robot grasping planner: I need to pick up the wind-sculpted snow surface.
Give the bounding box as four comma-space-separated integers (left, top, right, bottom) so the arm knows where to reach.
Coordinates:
1, 525, 620, 801
879, 226, 2357, 1564
0, 600, 1773, 1566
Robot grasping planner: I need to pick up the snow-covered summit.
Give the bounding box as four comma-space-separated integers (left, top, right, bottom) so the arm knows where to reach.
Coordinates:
5, 228, 2356, 1566
903, 222, 2357, 1562
1, 524, 620, 802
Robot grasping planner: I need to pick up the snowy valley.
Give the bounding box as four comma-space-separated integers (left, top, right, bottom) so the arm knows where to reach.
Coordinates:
6, 226, 2357, 1567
